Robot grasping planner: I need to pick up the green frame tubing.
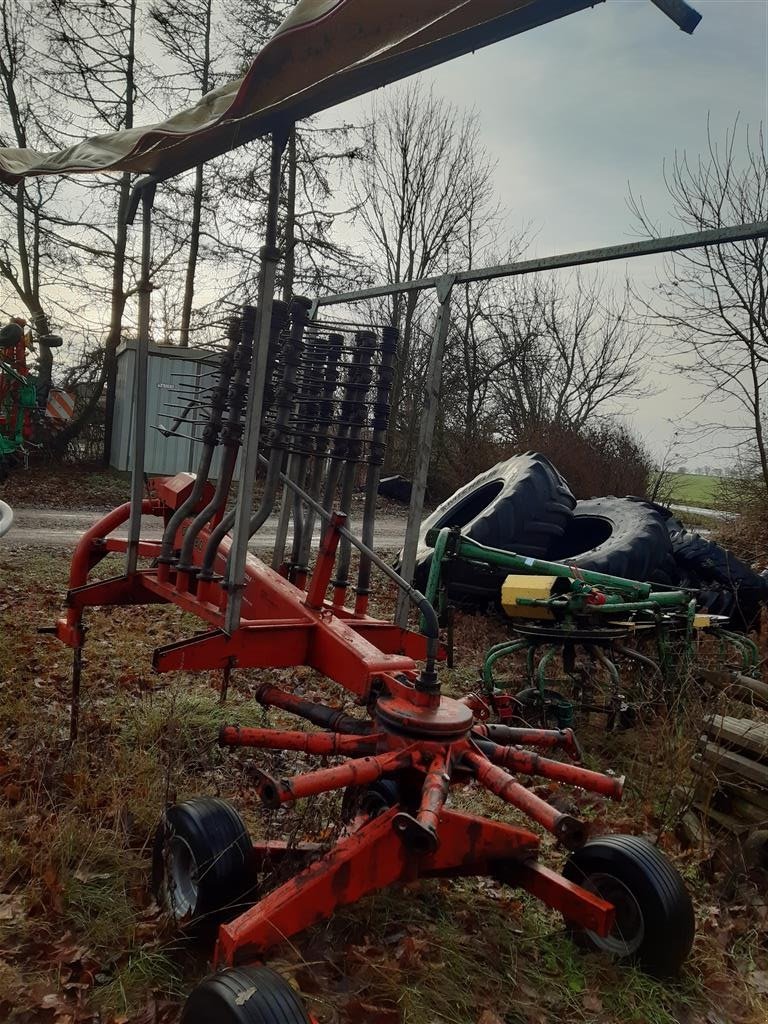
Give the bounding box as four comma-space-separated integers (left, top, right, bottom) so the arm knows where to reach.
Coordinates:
0, 357, 36, 458
421, 526, 761, 721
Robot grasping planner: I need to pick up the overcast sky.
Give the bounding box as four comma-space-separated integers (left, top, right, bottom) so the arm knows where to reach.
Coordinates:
321, 0, 768, 468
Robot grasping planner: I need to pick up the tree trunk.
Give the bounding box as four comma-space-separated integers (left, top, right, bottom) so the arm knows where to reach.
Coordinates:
384, 288, 419, 471
282, 126, 297, 304
179, 163, 204, 347
101, 173, 131, 466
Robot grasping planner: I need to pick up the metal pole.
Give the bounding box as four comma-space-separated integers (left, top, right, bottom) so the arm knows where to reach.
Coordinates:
314, 221, 768, 308
126, 181, 156, 575
224, 131, 287, 633
395, 274, 454, 627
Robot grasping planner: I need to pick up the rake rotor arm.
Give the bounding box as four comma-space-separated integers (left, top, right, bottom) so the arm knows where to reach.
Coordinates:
254, 683, 375, 735
471, 739, 624, 800
217, 726, 382, 757
248, 746, 420, 808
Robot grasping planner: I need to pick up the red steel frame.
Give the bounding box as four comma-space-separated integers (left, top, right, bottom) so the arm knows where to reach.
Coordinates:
53, 470, 626, 969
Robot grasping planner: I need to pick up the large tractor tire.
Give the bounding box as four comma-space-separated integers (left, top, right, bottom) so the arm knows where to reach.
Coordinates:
670, 531, 768, 630
406, 452, 575, 592
549, 497, 678, 585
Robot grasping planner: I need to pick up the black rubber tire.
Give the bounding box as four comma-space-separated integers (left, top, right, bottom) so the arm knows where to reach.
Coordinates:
562, 834, 695, 976
181, 966, 311, 1023
670, 532, 768, 630
407, 452, 575, 589
153, 797, 255, 930
550, 497, 678, 585
627, 496, 686, 538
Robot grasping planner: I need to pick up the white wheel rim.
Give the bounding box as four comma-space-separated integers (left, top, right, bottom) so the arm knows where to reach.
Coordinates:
166, 835, 199, 919
583, 872, 645, 956
0, 500, 13, 539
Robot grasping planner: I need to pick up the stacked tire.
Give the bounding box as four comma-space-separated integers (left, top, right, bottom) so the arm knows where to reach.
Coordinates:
549, 497, 679, 587
667, 527, 768, 630
405, 457, 768, 629
405, 452, 576, 602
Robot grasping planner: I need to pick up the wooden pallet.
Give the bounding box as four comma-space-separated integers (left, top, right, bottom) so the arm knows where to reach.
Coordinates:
679, 713, 768, 852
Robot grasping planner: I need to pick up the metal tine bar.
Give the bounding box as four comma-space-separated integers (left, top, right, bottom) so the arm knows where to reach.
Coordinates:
178, 307, 257, 574
319, 336, 367, 520
160, 401, 209, 411
289, 326, 329, 582
355, 325, 397, 614
200, 300, 292, 579
331, 331, 376, 606
255, 448, 441, 675
152, 424, 207, 442
310, 318, 393, 332
245, 297, 310, 541
296, 331, 344, 574
272, 458, 298, 572
158, 315, 241, 567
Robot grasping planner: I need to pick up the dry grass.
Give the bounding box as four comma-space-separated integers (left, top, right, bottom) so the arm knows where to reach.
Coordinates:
0, 546, 767, 1023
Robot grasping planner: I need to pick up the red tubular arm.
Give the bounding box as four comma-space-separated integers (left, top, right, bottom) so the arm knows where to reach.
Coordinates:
218, 726, 381, 757
57, 499, 164, 644
68, 499, 163, 589
477, 741, 623, 800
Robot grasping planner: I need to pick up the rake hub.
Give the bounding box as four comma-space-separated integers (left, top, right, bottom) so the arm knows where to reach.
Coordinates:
374, 691, 474, 739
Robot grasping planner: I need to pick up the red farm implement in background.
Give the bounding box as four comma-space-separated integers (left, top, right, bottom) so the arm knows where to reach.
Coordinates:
0, 318, 65, 481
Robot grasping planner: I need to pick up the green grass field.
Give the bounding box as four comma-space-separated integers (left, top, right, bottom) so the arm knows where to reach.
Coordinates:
664, 472, 723, 510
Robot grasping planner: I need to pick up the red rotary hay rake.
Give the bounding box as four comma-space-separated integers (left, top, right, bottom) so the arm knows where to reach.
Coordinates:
49, 299, 695, 1023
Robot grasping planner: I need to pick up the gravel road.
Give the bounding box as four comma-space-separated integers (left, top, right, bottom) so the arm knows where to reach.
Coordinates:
3, 506, 410, 552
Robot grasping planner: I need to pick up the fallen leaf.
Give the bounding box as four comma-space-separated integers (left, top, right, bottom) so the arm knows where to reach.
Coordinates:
343, 999, 400, 1024
3, 782, 22, 803
0, 894, 25, 921
747, 969, 768, 994
477, 1012, 504, 1024
582, 993, 603, 1013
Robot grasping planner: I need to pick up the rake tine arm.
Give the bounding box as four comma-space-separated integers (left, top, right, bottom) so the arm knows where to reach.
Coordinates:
219, 725, 381, 758
473, 740, 623, 800
253, 746, 419, 808
464, 750, 587, 848
255, 683, 374, 735
472, 723, 583, 760
393, 748, 452, 852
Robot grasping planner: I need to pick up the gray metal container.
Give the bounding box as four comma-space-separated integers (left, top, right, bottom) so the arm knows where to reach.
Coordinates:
111, 339, 234, 477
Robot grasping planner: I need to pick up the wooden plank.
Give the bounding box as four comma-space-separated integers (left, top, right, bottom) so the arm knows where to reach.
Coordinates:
708, 714, 768, 740
692, 801, 751, 835
699, 668, 768, 708
703, 715, 768, 761
699, 740, 768, 789
729, 796, 768, 826
680, 810, 709, 847
723, 782, 768, 813
671, 784, 692, 809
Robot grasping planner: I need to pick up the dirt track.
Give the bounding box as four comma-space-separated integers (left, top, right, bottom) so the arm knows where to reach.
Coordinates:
3, 506, 409, 551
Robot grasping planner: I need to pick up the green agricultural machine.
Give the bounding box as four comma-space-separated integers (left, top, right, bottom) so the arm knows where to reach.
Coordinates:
423, 526, 759, 729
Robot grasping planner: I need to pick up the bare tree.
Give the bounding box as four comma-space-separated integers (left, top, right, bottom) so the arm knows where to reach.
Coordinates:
222, 0, 361, 304
484, 272, 649, 441
352, 82, 498, 466
149, 0, 222, 346
40, 0, 142, 459
630, 119, 768, 493
0, 0, 70, 400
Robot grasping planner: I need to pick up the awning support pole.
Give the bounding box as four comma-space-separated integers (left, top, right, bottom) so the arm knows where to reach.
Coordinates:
395, 274, 455, 628
126, 178, 156, 575
224, 130, 287, 633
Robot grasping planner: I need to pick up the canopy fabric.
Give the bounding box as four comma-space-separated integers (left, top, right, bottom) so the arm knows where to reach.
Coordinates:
0, 0, 604, 184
